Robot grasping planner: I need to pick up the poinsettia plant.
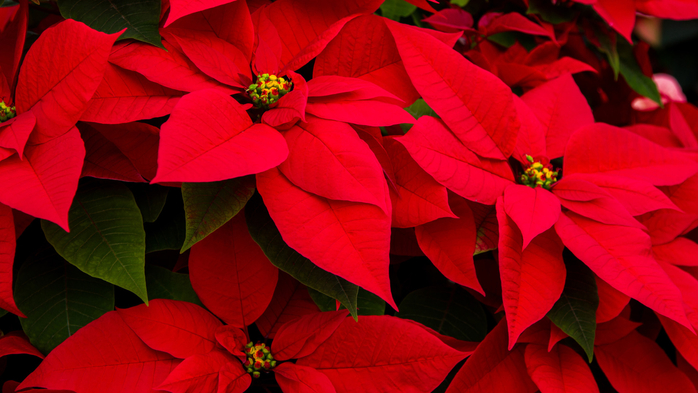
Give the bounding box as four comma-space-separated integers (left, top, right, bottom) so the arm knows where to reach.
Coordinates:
3, 0, 698, 391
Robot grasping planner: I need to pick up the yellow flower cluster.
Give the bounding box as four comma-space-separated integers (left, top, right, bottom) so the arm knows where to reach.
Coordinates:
520, 155, 559, 190
247, 73, 292, 109
0, 101, 16, 123
243, 342, 277, 378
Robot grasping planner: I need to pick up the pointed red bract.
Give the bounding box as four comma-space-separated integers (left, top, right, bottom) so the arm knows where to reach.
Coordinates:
189, 212, 279, 328
480, 12, 553, 39
524, 344, 599, 393
81, 64, 183, 124
564, 124, 698, 186
446, 319, 537, 393
520, 74, 594, 159
387, 20, 519, 160
596, 331, 697, 393
19, 312, 179, 393
165, 0, 236, 27
498, 199, 566, 348
595, 276, 630, 323
86, 122, 159, 181
654, 238, 698, 267
278, 117, 388, 213
157, 348, 244, 393
415, 197, 484, 294
275, 363, 337, 393
0, 0, 26, 93
80, 124, 146, 183
0, 127, 84, 231
256, 167, 396, 309
272, 310, 349, 361
16, 20, 120, 143
592, 0, 635, 43
512, 95, 546, 163
555, 212, 692, 329
117, 299, 222, 359
582, 174, 679, 216
636, 0, 698, 19
255, 273, 320, 339
503, 185, 560, 250
305, 100, 414, 127
0, 204, 23, 317
397, 116, 514, 205
0, 110, 35, 159
297, 315, 468, 393
153, 89, 288, 183
0, 331, 43, 358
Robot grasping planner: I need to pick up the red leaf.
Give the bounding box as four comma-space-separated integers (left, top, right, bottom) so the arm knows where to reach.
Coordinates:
0, 110, 35, 159
596, 331, 697, 393
19, 312, 179, 393
595, 276, 630, 323
387, 20, 518, 159
498, 199, 566, 348
524, 344, 599, 393
80, 64, 183, 124
152, 89, 288, 183
0, 204, 22, 317
555, 212, 692, 329
189, 212, 278, 328
0, 331, 43, 358
656, 259, 698, 328
109, 40, 233, 94
297, 315, 468, 393
552, 176, 643, 229
168, 28, 250, 88
305, 100, 414, 127
313, 15, 420, 105
0, 127, 84, 231
396, 116, 514, 205
218, 362, 252, 393
471, 200, 499, 254
582, 173, 679, 216
165, 0, 236, 27
15, 20, 119, 143
272, 310, 349, 361
306, 75, 403, 102
593, 0, 635, 43
415, 197, 484, 294
548, 323, 567, 351
480, 13, 554, 39
635, 0, 698, 19
404, 0, 437, 12
255, 273, 320, 339
275, 363, 336, 393
446, 319, 537, 393
595, 314, 641, 345
3, 381, 72, 393
503, 185, 560, 250
256, 167, 396, 308
278, 117, 388, 213
654, 238, 698, 267
86, 122, 159, 181
564, 123, 698, 186
423, 8, 475, 33
265, 0, 382, 72
261, 70, 308, 129
157, 348, 246, 393
117, 299, 222, 359
520, 74, 594, 159
512, 95, 546, 163
385, 137, 455, 227
214, 326, 248, 361
0, 0, 27, 92
79, 123, 145, 183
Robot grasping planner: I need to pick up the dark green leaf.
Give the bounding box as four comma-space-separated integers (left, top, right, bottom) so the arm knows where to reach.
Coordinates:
245, 193, 360, 319
308, 287, 385, 316
15, 247, 114, 354
145, 191, 186, 253
42, 181, 148, 303
57, 0, 163, 48
619, 40, 663, 106
145, 265, 202, 307
547, 254, 598, 362
181, 178, 255, 252
595, 28, 620, 78
401, 99, 438, 133
380, 0, 416, 21
527, 0, 575, 24
396, 286, 487, 342
131, 184, 169, 223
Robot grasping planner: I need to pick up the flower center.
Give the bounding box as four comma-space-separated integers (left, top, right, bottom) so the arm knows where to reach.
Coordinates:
243, 342, 277, 378
246, 73, 292, 110
520, 155, 559, 190
0, 101, 16, 123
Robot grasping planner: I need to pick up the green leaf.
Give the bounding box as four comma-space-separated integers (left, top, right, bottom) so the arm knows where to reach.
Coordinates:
401, 99, 438, 133
42, 180, 148, 303
380, 0, 416, 21
181, 178, 256, 252
308, 287, 385, 316
527, 0, 575, 24
547, 255, 598, 362
131, 184, 169, 223
451, 0, 469, 7
245, 193, 360, 319
57, 0, 163, 48
618, 40, 663, 106
15, 247, 114, 354
396, 286, 487, 342
145, 191, 186, 253
145, 265, 203, 307
595, 29, 620, 79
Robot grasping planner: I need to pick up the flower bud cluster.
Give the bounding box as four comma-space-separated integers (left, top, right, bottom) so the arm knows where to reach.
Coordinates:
521, 155, 559, 190
246, 74, 292, 109
0, 101, 16, 123
243, 342, 277, 378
